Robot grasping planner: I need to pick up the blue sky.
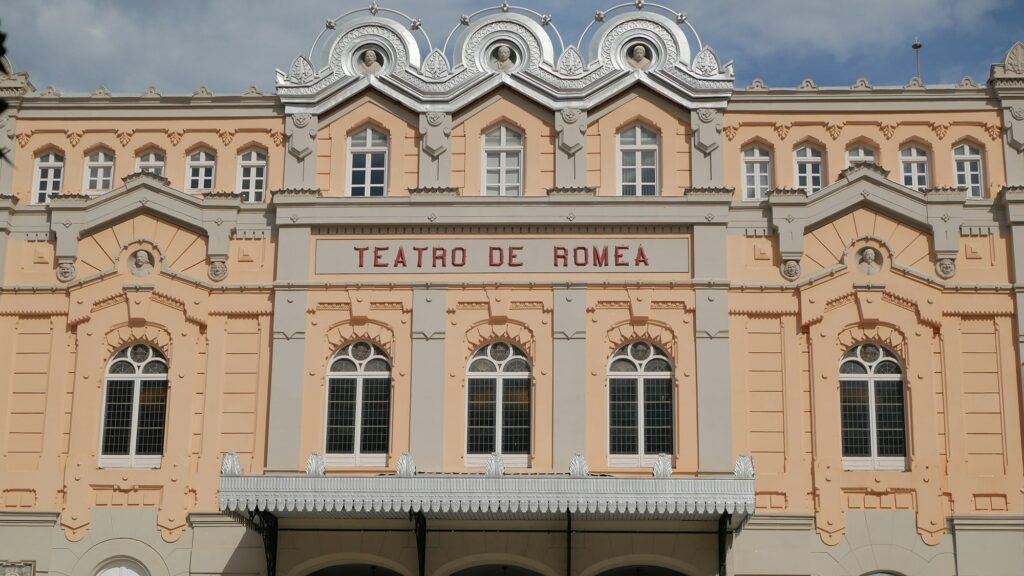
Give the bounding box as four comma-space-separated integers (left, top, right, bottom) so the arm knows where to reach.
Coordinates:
2, 0, 1022, 94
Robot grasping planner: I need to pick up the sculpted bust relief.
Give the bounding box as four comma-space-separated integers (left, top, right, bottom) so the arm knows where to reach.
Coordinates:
856, 247, 882, 275
129, 249, 155, 277
359, 49, 382, 75
626, 43, 652, 70
491, 44, 516, 72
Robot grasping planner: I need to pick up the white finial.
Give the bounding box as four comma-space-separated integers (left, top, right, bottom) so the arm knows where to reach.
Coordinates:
652, 454, 672, 478
568, 452, 590, 477
734, 453, 755, 479
396, 452, 417, 477
221, 452, 241, 476
485, 452, 506, 477
306, 452, 326, 476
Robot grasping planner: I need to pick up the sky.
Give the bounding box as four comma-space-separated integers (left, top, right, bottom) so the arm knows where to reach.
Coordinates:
1, 0, 1022, 95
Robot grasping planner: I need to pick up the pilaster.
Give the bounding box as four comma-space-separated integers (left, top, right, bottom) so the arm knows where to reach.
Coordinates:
691, 109, 724, 187
555, 109, 587, 189
419, 112, 452, 188
0, 108, 16, 197
409, 287, 446, 471
284, 113, 318, 189
552, 287, 587, 469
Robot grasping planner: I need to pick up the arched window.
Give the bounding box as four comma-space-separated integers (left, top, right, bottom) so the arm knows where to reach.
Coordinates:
618, 125, 658, 196
742, 146, 772, 200
607, 341, 673, 467
32, 151, 64, 204
794, 145, 824, 194
846, 144, 876, 167
325, 341, 392, 466
839, 343, 907, 471
237, 149, 267, 203
482, 125, 523, 196
84, 149, 115, 193
95, 560, 149, 576
952, 143, 984, 198
348, 126, 388, 197
466, 342, 531, 467
900, 146, 929, 191
186, 149, 216, 192
136, 150, 165, 177
100, 344, 168, 469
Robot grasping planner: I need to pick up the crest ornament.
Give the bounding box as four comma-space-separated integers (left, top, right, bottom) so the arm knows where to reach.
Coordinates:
1005, 42, 1024, 75
936, 258, 956, 279
287, 55, 316, 84
396, 452, 417, 477
221, 452, 241, 476
652, 454, 672, 477
568, 452, 590, 477
780, 260, 801, 281
696, 109, 716, 123
692, 47, 719, 77
426, 112, 445, 127
421, 49, 450, 79
484, 452, 506, 477
56, 261, 77, 283
560, 108, 581, 124
557, 46, 585, 75
305, 452, 326, 476
292, 114, 312, 129
734, 454, 755, 479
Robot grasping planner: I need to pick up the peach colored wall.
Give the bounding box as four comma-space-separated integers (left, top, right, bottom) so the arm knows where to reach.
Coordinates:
586, 91, 692, 195
722, 111, 1007, 201
10, 117, 285, 203
315, 99, 418, 196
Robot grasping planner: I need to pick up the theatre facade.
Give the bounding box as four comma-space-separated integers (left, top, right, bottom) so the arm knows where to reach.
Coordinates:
1, 3, 1023, 576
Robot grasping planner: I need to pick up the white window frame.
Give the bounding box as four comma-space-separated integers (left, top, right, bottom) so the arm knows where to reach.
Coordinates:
98, 344, 168, 469
236, 149, 268, 203
742, 146, 772, 201
846, 144, 877, 167
32, 151, 64, 205
952, 142, 984, 199
607, 341, 674, 468
900, 145, 930, 192
347, 126, 388, 197
323, 342, 392, 468
465, 342, 532, 469
617, 124, 659, 196
839, 343, 907, 472
83, 149, 116, 194
481, 124, 523, 196
794, 145, 824, 194
135, 150, 166, 177
185, 149, 216, 193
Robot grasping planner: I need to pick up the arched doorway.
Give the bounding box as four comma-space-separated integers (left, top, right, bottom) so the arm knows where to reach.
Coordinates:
596, 568, 686, 576
309, 565, 403, 576
451, 566, 545, 576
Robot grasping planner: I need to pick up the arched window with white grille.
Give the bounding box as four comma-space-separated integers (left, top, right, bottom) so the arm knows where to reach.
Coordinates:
32, 151, 64, 204
100, 344, 168, 469
742, 146, 772, 200
846, 144, 876, 167
186, 149, 216, 192
482, 125, 523, 196
466, 342, 531, 467
607, 341, 674, 467
348, 126, 388, 197
237, 149, 267, 203
794, 145, 824, 194
952, 142, 984, 198
84, 149, 115, 193
900, 145, 930, 191
618, 124, 659, 196
136, 150, 165, 177
839, 343, 907, 471
325, 341, 392, 467
95, 560, 149, 576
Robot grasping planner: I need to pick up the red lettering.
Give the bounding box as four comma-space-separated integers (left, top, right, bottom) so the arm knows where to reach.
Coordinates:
393, 246, 407, 267
373, 246, 388, 268
432, 247, 447, 268
593, 246, 609, 267
573, 246, 588, 266
634, 245, 649, 266
489, 246, 504, 266
451, 247, 467, 267
553, 246, 568, 267
414, 246, 428, 267
615, 246, 628, 266
355, 246, 369, 268
508, 246, 523, 267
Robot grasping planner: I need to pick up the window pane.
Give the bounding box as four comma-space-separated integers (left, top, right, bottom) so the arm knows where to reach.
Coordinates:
370, 169, 385, 185
486, 153, 500, 168
609, 378, 638, 454
370, 130, 388, 147
840, 381, 871, 457
326, 378, 357, 453
360, 377, 391, 454
643, 378, 673, 454
351, 130, 367, 147
102, 380, 134, 455
505, 130, 522, 146
619, 129, 636, 146
370, 152, 385, 168
639, 127, 657, 145
874, 381, 906, 457
506, 152, 520, 168
501, 378, 531, 454
467, 378, 496, 454
135, 380, 167, 455
484, 129, 502, 146
353, 154, 366, 169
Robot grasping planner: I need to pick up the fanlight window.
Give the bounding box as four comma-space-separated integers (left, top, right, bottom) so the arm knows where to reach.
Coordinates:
349, 127, 388, 197
136, 150, 165, 177
618, 125, 658, 196
95, 560, 149, 576
953, 143, 984, 198
84, 149, 115, 192
794, 145, 824, 194
325, 341, 392, 467
742, 146, 772, 200
237, 149, 267, 203
839, 343, 907, 471
607, 341, 673, 467
33, 151, 64, 204
482, 125, 523, 196
100, 344, 169, 468
900, 146, 929, 191
186, 149, 216, 192
466, 342, 532, 467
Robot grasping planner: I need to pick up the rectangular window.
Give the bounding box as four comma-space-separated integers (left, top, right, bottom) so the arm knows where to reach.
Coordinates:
501, 378, 531, 454
359, 377, 391, 454
840, 380, 871, 457
609, 378, 639, 455
467, 378, 497, 454
326, 377, 357, 454
642, 378, 673, 455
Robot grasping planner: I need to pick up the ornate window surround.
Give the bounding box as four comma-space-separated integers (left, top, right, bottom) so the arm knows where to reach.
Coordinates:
839, 342, 908, 472
465, 341, 532, 468
606, 341, 675, 468
323, 341, 393, 468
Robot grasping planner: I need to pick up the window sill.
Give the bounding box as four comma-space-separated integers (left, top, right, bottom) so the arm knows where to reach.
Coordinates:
842, 456, 906, 471
607, 454, 666, 468
324, 453, 387, 468
465, 453, 529, 469
98, 455, 162, 469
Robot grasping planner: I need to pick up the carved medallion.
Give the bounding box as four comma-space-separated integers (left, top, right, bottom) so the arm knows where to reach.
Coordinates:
208, 260, 228, 282
856, 247, 882, 276
128, 250, 155, 277
780, 259, 801, 281
56, 261, 77, 283
936, 258, 956, 279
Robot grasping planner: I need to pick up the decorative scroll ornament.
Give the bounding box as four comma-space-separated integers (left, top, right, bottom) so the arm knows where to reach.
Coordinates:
936, 258, 956, 279
879, 122, 898, 140
396, 452, 417, 477
56, 261, 77, 283
421, 49, 450, 79
305, 452, 326, 476
166, 129, 184, 146
797, 78, 817, 90
141, 85, 161, 98
557, 46, 585, 75
825, 122, 844, 140
773, 122, 791, 140
734, 454, 755, 479
115, 129, 134, 147
92, 85, 112, 97
652, 454, 673, 478
484, 452, 506, 477
568, 452, 590, 477
851, 77, 872, 90
192, 85, 213, 98
287, 55, 316, 84
66, 130, 84, 147
780, 259, 801, 281
221, 452, 241, 476
208, 260, 228, 282
691, 46, 719, 77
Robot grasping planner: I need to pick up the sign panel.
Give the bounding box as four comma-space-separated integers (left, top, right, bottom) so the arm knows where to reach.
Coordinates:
315, 238, 689, 275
